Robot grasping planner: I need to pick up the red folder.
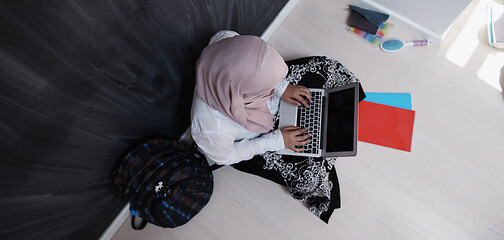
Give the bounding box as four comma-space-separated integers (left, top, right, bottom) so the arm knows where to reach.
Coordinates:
358, 101, 415, 152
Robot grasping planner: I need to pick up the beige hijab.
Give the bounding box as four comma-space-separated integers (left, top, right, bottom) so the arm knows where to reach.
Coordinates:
196, 35, 288, 133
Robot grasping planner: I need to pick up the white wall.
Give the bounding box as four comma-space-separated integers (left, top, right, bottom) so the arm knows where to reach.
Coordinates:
351, 0, 472, 44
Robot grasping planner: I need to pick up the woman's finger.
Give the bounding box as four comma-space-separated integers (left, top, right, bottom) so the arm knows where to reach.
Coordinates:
293, 95, 310, 108
294, 130, 311, 139
298, 86, 310, 93
294, 134, 311, 142
290, 145, 305, 152
300, 90, 312, 104
298, 137, 311, 145
295, 86, 312, 103
286, 98, 301, 106
283, 126, 299, 131
295, 87, 311, 106
294, 127, 309, 135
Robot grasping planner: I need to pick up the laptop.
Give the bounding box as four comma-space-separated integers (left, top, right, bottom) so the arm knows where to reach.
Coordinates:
276, 82, 359, 157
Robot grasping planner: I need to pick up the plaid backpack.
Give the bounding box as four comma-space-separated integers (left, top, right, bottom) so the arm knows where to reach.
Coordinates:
112, 138, 214, 229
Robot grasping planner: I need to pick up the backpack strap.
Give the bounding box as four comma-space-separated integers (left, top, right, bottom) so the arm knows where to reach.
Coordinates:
131, 216, 148, 230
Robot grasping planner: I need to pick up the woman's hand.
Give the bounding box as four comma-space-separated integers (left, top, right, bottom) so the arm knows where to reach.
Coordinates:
281, 84, 312, 108
281, 126, 311, 152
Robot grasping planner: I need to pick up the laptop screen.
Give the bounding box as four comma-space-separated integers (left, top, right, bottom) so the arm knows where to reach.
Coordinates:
325, 86, 357, 153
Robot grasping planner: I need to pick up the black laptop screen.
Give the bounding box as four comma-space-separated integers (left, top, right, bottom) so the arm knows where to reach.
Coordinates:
326, 87, 356, 152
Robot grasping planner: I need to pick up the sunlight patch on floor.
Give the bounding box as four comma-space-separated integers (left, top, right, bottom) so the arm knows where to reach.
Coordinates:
444, 0, 504, 92
477, 53, 504, 91
445, 0, 489, 67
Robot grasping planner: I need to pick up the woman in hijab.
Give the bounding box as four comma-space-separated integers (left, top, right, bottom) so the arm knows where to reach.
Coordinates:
191, 30, 312, 165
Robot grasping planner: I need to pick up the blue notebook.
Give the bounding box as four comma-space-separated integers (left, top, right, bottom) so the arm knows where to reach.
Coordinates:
363, 93, 412, 110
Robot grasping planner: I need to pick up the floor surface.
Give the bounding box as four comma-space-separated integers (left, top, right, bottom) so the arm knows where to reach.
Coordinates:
112, 0, 504, 239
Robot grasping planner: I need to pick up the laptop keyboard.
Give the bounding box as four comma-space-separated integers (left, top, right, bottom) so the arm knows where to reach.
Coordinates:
296, 91, 323, 154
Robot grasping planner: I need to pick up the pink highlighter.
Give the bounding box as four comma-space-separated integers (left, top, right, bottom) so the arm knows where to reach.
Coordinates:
380, 39, 431, 52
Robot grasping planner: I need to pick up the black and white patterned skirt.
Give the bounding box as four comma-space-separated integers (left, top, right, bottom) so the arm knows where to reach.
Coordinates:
232, 56, 366, 223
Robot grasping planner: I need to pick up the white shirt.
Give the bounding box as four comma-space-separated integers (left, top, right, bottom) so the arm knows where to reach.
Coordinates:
191, 79, 289, 165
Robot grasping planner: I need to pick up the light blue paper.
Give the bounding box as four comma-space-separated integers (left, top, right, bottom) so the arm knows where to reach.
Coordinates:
363, 93, 412, 110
